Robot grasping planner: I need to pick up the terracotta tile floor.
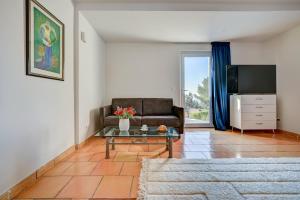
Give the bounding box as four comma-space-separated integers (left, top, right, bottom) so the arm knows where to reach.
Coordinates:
16, 129, 300, 199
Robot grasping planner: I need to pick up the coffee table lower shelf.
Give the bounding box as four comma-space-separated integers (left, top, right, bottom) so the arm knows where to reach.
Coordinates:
105, 137, 174, 159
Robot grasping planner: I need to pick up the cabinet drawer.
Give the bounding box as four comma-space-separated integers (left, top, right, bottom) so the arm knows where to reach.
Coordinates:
241, 105, 276, 113
241, 95, 276, 105
242, 112, 276, 120
242, 120, 276, 130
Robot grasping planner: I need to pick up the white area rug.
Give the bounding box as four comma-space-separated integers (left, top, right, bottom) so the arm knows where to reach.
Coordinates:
138, 158, 300, 200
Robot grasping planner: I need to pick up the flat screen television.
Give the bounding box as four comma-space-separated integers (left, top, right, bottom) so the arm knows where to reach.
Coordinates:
227, 65, 276, 94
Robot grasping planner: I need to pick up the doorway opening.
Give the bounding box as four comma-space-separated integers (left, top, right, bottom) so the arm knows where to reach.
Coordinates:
181, 52, 213, 127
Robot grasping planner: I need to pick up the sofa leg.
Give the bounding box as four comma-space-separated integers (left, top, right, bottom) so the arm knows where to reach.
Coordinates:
179, 127, 184, 134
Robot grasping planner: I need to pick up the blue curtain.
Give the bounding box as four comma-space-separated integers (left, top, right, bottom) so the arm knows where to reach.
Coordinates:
211, 42, 231, 130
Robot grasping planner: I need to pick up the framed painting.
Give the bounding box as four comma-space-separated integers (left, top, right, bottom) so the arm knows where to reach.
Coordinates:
26, 0, 64, 80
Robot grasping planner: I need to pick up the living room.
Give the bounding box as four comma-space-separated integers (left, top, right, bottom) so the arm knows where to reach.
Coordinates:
1, 0, 300, 199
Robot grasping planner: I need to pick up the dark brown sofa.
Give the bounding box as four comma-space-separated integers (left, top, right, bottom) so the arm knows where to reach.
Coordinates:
99, 98, 184, 134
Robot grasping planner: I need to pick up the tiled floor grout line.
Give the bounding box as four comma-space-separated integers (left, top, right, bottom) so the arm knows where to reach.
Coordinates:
91, 175, 104, 198
54, 176, 73, 198
128, 175, 135, 198
119, 162, 125, 175
42, 162, 73, 177
87, 152, 97, 162
89, 161, 102, 175
58, 161, 75, 175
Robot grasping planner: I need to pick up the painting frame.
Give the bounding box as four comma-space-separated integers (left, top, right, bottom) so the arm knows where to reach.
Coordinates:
26, 0, 65, 81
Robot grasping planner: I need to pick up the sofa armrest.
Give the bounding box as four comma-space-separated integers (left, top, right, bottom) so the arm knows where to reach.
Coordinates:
101, 105, 112, 117
173, 106, 184, 134
99, 105, 112, 130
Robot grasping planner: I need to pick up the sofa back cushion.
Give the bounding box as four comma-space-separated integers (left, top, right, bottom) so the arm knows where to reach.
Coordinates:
143, 98, 173, 116
112, 98, 143, 115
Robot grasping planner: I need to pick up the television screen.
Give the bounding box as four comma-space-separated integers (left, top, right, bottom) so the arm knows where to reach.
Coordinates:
227, 65, 276, 94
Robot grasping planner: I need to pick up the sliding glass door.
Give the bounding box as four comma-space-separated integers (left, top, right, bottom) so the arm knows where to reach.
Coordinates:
181, 52, 212, 127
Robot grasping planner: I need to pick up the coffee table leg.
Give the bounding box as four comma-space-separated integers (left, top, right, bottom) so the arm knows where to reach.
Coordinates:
105, 137, 110, 159
168, 137, 173, 158
166, 137, 169, 150
112, 137, 115, 150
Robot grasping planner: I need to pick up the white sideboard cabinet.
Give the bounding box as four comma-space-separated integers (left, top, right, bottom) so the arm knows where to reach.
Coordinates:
230, 94, 276, 134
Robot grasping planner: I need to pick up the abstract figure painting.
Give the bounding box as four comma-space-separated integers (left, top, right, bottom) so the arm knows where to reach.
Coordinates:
26, 0, 64, 80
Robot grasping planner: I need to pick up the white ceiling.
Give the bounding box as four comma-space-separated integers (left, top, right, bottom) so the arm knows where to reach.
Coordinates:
76, 0, 300, 11
81, 11, 300, 42
75, 0, 300, 4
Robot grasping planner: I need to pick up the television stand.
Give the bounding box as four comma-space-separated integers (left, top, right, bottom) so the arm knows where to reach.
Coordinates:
230, 94, 276, 134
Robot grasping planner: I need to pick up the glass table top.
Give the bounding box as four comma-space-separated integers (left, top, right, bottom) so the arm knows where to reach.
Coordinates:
95, 126, 179, 138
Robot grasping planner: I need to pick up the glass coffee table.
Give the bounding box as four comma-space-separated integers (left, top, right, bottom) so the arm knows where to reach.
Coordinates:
95, 126, 180, 159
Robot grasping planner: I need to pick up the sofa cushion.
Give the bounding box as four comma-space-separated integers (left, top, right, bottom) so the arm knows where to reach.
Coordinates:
141, 116, 180, 127
112, 98, 143, 115
143, 98, 173, 115
104, 115, 142, 127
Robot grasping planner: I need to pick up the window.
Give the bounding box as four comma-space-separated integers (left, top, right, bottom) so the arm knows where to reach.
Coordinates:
181, 52, 212, 127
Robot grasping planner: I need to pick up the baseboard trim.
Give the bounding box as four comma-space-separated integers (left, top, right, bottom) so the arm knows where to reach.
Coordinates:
0, 131, 100, 200
1, 172, 36, 200
75, 132, 97, 150
0, 145, 76, 200
277, 129, 300, 139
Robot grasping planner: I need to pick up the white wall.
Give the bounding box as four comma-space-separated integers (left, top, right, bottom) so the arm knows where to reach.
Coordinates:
77, 13, 106, 143
106, 42, 269, 106
106, 43, 211, 106
231, 42, 272, 64
264, 25, 300, 134
0, 0, 74, 194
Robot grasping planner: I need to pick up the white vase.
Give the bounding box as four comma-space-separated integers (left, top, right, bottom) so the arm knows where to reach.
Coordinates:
119, 118, 130, 131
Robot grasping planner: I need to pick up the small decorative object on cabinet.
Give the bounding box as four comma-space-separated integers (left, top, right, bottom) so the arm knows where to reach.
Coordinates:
140, 124, 149, 131
230, 94, 276, 134
157, 125, 168, 133
114, 106, 136, 131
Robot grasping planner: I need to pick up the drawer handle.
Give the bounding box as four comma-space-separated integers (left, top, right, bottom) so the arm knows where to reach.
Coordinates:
256, 98, 263, 100
256, 123, 264, 125
256, 106, 264, 108
256, 114, 263, 117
